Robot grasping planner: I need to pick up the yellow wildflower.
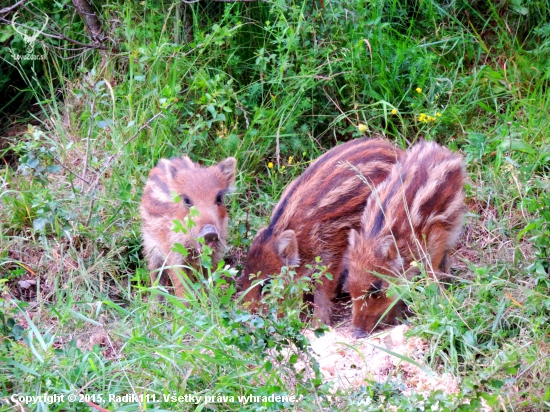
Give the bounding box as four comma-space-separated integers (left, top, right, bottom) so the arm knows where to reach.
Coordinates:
358, 123, 367, 133
416, 87, 422, 93
391, 108, 397, 115
436, 112, 442, 117
268, 162, 273, 169
288, 156, 293, 165
418, 114, 437, 123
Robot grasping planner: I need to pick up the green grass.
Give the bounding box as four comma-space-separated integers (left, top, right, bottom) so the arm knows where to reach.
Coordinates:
1, 0, 550, 410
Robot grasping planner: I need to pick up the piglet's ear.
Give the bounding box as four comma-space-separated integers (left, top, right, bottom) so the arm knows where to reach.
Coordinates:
217, 157, 237, 188
377, 235, 398, 260
275, 230, 300, 266
179, 156, 195, 169
348, 229, 361, 249
170, 156, 195, 171
164, 156, 195, 180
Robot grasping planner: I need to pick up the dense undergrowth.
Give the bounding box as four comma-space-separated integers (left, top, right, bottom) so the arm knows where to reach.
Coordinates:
1, 0, 549, 410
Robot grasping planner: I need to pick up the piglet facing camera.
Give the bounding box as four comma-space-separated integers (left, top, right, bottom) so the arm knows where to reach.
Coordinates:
345, 141, 466, 338
140, 156, 236, 298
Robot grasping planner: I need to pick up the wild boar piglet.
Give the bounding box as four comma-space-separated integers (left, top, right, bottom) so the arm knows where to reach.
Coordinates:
239, 137, 404, 324
345, 141, 466, 338
140, 156, 236, 298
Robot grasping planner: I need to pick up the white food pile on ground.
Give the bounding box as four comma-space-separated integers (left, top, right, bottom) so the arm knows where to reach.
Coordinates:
300, 324, 459, 395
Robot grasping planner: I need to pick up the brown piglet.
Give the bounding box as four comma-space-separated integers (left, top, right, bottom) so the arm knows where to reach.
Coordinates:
140, 156, 236, 298
239, 137, 404, 324
345, 141, 466, 338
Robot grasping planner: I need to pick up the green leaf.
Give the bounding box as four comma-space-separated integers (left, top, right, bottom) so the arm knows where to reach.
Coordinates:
517, 222, 536, 240
0, 357, 40, 376
26, 157, 40, 169
33, 218, 48, 231
10, 324, 24, 341
477, 101, 500, 116
368, 342, 435, 377
172, 243, 189, 257
480, 392, 499, 406
0, 31, 13, 43
206, 105, 217, 118
250, 316, 264, 328
68, 309, 102, 326
97, 119, 114, 129
188, 206, 200, 219
172, 219, 187, 234
46, 165, 62, 173
101, 300, 131, 316
171, 191, 181, 203
497, 139, 534, 154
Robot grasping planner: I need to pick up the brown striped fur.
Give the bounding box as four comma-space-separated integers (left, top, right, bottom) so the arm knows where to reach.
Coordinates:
239, 138, 404, 324
345, 141, 466, 338
140, 156, 236, 298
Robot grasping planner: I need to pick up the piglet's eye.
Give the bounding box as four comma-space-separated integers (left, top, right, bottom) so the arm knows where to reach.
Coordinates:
368, 280, 384, 297
216, 194, 224, 205
183, 196, 192, 207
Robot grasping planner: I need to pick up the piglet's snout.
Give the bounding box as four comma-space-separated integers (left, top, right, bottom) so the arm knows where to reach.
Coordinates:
197, 224, 219, 244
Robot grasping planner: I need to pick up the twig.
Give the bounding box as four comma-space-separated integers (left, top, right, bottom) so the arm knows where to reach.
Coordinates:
236, 100, 249, 129
0, 0, 25, 15
72, 378, 110, 412
297, 350, 324, 411
313, 71, 350, 81
82, 400, 109, 412
322, 86, 353, 126
0, 17, 108, 50
84, 195, 96, 228
182, 0, 268, 2
513, 354, 550, 383
82, 98, 95, 184
275, 127, 281, 167
306, 130, 325, 152
72, 0, 106, 45
245, 187, 251, 239
50, 155, 91, 185
507, 121, 512, 155
363, 38, 373, 73
44, 44, 97, 53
